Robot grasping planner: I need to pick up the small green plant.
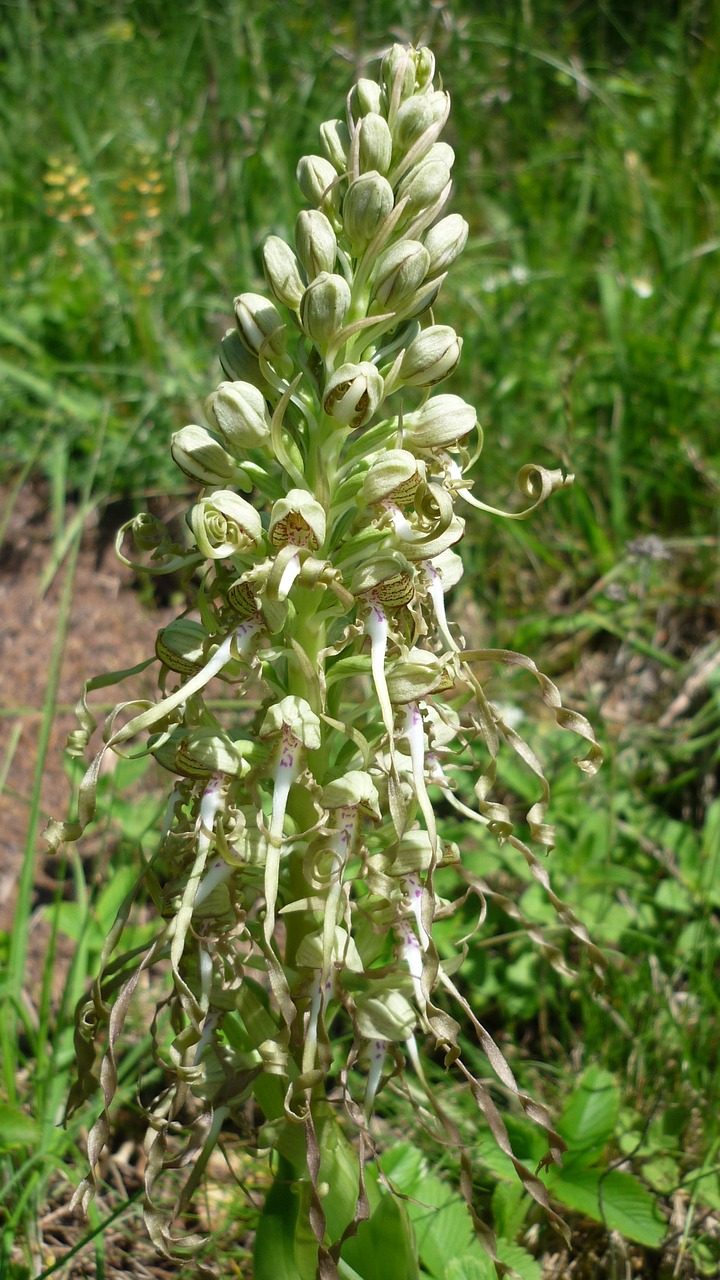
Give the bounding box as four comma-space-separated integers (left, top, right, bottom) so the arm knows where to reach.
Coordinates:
47, 42, 603, 1277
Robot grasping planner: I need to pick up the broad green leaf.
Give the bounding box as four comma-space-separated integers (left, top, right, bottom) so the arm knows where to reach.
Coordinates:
48, 901, 95, 945
505, 1113, 548, 1166
0, 1103, 39, 1149
492, 1180, 530, 1241
700, 800, 720, 901
341, 1191, 419, 1280
548, 1168, 666, 1247
399, 1172, 474, 1277
691, 1233, 720, 1277
576, 893, 633, 944
444, 1257, 494, 1280
476, 1134, 522, 1183
517, 883, 557, 925
108, 794, 163, 841
95, 865, 141, 928
253, 1170, 316, 1280
654, 880, 692, 915
558, 1066, 619, 1166
641, 1155, 679, 1194
380, 1142, 425, 1189
688, 1171, 720, 1211
319, 1114, 362, 1243
496, 1240, 542, 1280
676, 920, 719, 958
381, 1145, 495, 1280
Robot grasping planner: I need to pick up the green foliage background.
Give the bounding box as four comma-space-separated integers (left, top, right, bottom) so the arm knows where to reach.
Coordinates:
1, 0, 719, 1275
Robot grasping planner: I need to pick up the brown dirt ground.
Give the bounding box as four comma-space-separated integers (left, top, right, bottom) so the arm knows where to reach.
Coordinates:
0, 479, 175, 977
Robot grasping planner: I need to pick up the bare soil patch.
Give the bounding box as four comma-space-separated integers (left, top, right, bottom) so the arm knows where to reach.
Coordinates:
0, 479, 174, 979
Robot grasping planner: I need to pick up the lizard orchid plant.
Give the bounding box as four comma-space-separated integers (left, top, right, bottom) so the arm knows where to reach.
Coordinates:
47, 42, 602, 1278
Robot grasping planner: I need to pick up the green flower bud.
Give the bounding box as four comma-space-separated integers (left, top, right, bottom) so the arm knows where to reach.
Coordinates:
218, 328, 267, 391
299, 272, 351, 347
423, 213, 469, 275
414, 46, 435, 90
371, 239, 430, 309
295, 209, 337, 278
262, 235, 304, 309
155, 618, 207, 674
355, 987, 416, 1041
296, 154, 340, 217
189, 490, 263, 559
386, 647, 454, 704
174, 727, 251, 780
402, 393, 476, 449
426, 141, 455, 170
394, 276, 444, 321
296, 926, 363, 972
396, 158, 451, 220
269, 488, 327, 550
358, 113, 393, 175
205, 381, 271, 451
399, 325, 462, 386
322, 770, 381, 819
391, 90, 449, 160
323, 362, 384, 429
233, 292, 287, 363
319, 118, 350, 171
131, 512, 168, 552
381, 45, 416, 105
349, 77, 384, 121
342, 171, 394, 249
170, 424, 240, 487
360, 448, 426, 506
260, 695, 322, 749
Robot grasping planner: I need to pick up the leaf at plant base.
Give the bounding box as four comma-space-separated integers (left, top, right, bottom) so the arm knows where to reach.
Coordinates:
0, 1103, 39, 1149
495, 1239, 543, 1280
252, 1171, 312, 1280
340, 1190, 419, 1280
558, 1066, 619, 1166
548, 1168, 666, 1247
318, 1113, 362, 1243
444, 1256, 494, 1280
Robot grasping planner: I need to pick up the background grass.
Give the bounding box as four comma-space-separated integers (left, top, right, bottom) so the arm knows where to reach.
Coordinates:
1, 0, 719, 1275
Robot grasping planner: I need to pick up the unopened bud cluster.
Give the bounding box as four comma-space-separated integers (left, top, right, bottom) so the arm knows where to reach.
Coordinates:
52, 42, 599, 1267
